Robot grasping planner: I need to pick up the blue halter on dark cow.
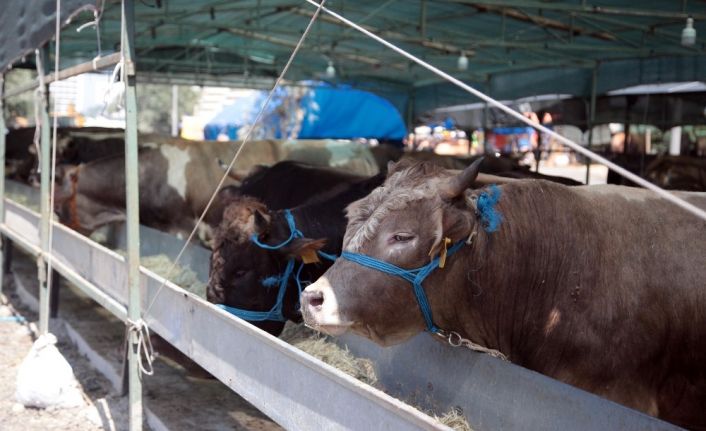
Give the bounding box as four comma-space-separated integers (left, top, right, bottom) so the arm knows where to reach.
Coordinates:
216, 209, 336, 322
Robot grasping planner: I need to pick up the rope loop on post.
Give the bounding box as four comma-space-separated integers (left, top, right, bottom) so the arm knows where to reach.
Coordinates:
126, 318, 155, 377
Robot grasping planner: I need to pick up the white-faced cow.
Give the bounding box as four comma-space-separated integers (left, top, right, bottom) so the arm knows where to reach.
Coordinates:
302, 159, 706, 429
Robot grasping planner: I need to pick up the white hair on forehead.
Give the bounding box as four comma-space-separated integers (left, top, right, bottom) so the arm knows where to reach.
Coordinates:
344, 167, 449, 252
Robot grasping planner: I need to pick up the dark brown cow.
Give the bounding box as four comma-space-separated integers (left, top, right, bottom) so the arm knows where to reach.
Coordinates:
302, 160, 706, 429
208, 172, 386, 335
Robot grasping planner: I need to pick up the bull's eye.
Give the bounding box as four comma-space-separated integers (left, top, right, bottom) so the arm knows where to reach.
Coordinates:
233, 269, 247, 278
392, 233, 414, 242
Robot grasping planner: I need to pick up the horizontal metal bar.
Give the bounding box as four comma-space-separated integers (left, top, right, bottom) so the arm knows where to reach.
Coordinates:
0, 224, 41, 257
48, 255, 128, 321
442, 0, 706, 20
0, 222, 128, 321
1, 195, 446, 430
3, 53, 121, 99
142, 276, 448, 431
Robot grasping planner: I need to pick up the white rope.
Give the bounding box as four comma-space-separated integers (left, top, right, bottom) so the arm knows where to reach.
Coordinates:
126, 319, 155, 377
32, 51, 45, 176
142, 0, 329, 317
44, 0, 62, 314
303, 0, 706, 223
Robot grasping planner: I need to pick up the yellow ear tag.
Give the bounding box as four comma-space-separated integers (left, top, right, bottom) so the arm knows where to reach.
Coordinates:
301, 249, 320, 264
438, 237, 452, 269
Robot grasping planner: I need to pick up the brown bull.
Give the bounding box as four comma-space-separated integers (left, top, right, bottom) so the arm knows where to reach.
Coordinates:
302, 160, 706, 429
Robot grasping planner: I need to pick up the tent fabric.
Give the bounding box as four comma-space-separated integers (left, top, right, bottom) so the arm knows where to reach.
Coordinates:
204, 84, 406, 141
3, 1, 706, 124
0, 0, 97, 73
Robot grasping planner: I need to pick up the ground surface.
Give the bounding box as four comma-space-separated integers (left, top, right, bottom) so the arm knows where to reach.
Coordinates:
1, 281, 130, 431
1, 250, 282, 431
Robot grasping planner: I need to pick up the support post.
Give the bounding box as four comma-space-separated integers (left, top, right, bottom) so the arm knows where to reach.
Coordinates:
669, 126, 682, 156
0, 74, 5, 294
482, 102, 490, 154
171, 84, 178, 137
49, 269, 61, 318
585, 67, 597, 185
37, 46, 52, 334
122, 1, 143, 430
405, 89, 415, 146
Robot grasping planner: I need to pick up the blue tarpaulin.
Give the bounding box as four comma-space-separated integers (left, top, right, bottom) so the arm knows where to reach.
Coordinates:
204, 83, 406, 141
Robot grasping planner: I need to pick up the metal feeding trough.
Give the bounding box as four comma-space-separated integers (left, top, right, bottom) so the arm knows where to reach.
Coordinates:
1, 180, 680, 430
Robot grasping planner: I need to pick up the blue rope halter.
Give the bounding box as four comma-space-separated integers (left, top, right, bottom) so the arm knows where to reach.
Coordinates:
217, 209, 336, 322
340, 185, 503, 335
341, 241, 465, 334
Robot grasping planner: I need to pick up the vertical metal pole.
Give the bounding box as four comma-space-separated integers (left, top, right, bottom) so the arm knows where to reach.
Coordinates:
0, 74, 6, 295
669, 126, 682, 156
170, 85, 178, 137
483, 102, 486, 154
585, 67, 597, 185
419, 0, 427, 40
38, 46, 52, 334
122, 1, 143, 430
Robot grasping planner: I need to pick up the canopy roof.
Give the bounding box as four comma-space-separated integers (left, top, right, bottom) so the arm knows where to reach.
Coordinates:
3, 1, 706, 119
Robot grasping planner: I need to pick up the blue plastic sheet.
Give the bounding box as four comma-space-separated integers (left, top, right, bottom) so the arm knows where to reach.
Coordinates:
204, 83, 406, 141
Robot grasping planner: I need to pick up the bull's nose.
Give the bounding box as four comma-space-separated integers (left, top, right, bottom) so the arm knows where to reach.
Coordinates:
302, 289, 324, 309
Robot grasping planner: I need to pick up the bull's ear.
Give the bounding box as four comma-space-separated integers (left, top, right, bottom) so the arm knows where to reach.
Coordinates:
253, 208, 270, 233
282, 238, 327, 263
439, 157, 483, 200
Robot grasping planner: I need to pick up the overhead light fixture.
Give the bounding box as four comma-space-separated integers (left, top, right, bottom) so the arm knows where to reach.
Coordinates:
682, 17, 696, 46
457, 52, 469, 71
325, 61, 336, 78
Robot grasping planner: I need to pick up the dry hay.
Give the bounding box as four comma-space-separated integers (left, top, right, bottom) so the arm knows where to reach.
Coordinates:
280, 322, 377, 386
433, 407, 473, 431
279, 322, 472, 430
114, 251, 206, 298
138, 254, 207, 298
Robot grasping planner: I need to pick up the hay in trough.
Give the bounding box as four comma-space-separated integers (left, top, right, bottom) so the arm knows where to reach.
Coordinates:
280, 322, 473, 429
434, 407, 473, 431
138, 254, 207, 298
280, 322, 378, 386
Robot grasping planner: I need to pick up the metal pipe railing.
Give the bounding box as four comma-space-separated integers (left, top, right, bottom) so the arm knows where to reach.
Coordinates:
2, 53, 121, 100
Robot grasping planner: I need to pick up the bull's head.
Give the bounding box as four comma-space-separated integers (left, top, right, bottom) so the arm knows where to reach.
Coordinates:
301, 159, 484, 346
208, 197, 324, 336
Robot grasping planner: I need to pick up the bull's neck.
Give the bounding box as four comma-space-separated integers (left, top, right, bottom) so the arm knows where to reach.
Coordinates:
429, 181, 587, 365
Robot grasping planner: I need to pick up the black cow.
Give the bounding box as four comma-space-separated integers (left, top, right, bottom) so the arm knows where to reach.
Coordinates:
208, 172, 386, 335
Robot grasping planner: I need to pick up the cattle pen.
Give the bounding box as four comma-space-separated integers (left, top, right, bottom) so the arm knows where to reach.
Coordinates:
0, 1, 704, 431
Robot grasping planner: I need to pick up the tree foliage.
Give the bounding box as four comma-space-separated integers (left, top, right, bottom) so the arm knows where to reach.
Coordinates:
137, 84, 200, 134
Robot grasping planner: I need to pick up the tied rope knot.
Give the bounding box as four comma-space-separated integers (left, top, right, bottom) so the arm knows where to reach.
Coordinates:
475, 184, 503, 233
126, 318, 155, 377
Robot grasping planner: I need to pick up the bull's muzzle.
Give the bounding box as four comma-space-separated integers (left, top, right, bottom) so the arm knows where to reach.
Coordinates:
301, 277, 352, 336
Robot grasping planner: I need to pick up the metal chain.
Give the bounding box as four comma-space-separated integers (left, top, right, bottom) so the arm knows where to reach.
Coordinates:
436, 330, 509, 362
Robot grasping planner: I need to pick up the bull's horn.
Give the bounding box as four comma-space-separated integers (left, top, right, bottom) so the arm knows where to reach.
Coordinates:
439, 157, 484, 200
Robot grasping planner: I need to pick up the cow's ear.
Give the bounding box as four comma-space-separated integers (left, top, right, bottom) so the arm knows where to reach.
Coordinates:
439, 157, 483, 200
282, 238, 326, 263
253, 208, 270, 233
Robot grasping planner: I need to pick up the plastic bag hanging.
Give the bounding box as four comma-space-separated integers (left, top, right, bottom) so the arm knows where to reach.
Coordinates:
102, 60, 125, 115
